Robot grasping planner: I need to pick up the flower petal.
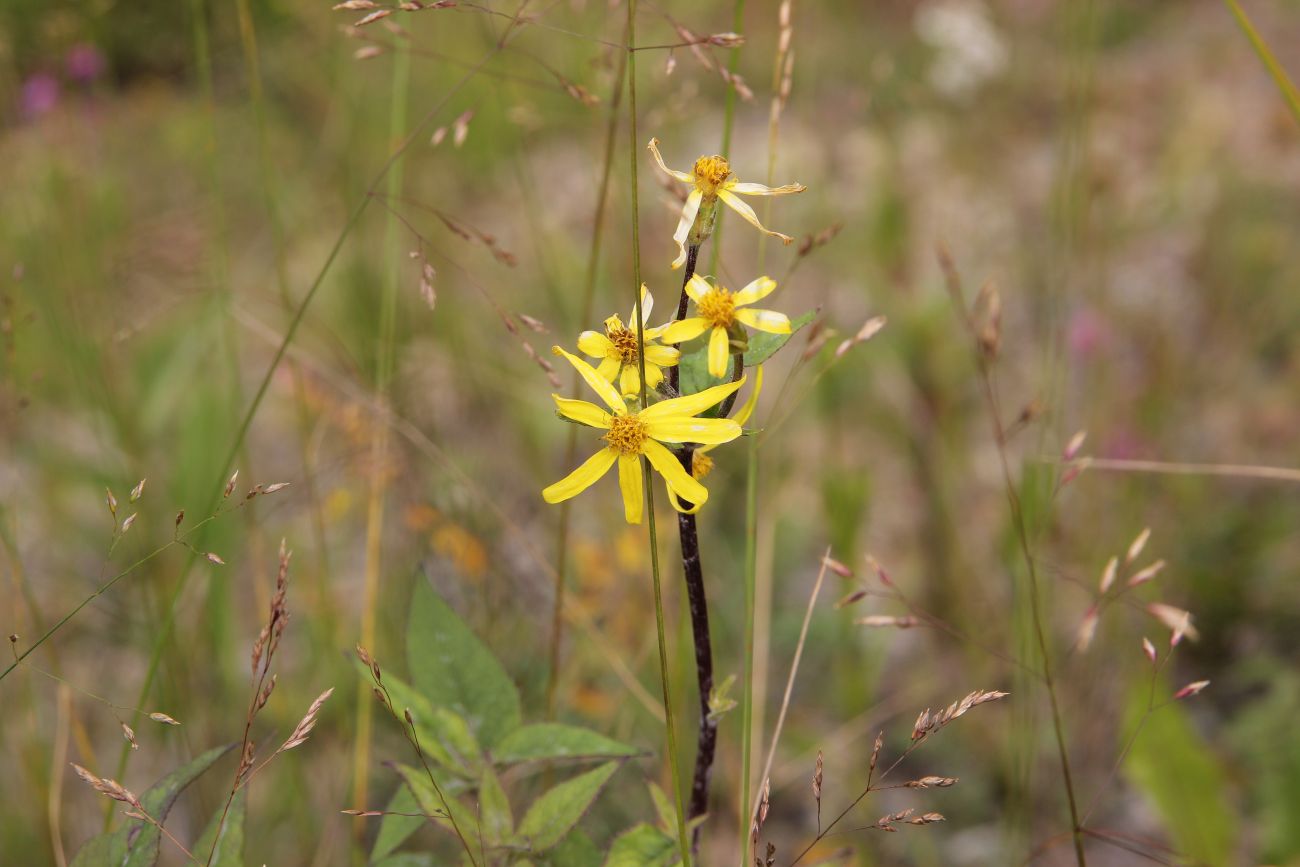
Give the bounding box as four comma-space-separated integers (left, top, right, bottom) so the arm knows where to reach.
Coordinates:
596, 356, 620, 381
732, 276, 778, 307
644, 417, 742, 445
578, 330, 614, 358
542, 447, 617, 504
645, 362, 665, 390
630, 284, 653, 326
685, 274, 712, 303
661, 317, 709, 344
733, 364, 764, 426
667, 486, 704, 515
736, 307, 791, 334
643, 344, 681, 366
642, 374, 746, 420
552, 346, 627, 413
619, 364, 639, 397
618, 454, 644, 524
718, 189, 793, 244
647, 138, 694, 183
643, 440, 709, 507
708, 326, 730, 378
671, 190, 703, 270
552, 395, 612, 428
725, 180, 807, 196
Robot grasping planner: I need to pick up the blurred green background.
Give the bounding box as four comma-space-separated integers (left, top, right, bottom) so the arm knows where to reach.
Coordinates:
3, 0, 1300, 864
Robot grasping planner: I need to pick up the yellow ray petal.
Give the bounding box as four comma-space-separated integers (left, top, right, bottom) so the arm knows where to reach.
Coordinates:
617, 454, 644, 524
685, 273, 712, 303
718, 189, 793, 244
707, 326, 730, 377
643, 417, 742, 445
553, 346, 627, 413
578, 330, 614, 358
596, 356, 620, 381
732, 276, 778, 307
671, 189, 703, 270
644, 362, 665, 390
552, 395, 612, 428
725, 180, 807, 196
642, 375, 747, 420
733, 364, 764, 426
619, 364, 639, 397
647, 138, 693, 183
643, 344, 681, 366
630, 284, 654, 326
542, 447, 617, 504
667, 486, 704, 515
661, 317, 709, 344
643, 440, 709, 507
736, 307, 791, 334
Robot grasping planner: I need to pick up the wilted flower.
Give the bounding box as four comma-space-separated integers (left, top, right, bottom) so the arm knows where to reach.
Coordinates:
647, 138, 805, 269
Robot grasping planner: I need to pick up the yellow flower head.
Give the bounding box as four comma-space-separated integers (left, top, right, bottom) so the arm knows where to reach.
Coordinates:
577, 285, 680, 397
543, 347, 745, 524
661, 275, 792, 378
668, 366, 764, 515
648, 138, 807, 269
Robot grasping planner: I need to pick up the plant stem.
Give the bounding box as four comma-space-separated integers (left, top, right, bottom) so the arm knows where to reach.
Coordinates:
627, 4, 693, 864
546, 18, 630, 720
708, 0, 747, 276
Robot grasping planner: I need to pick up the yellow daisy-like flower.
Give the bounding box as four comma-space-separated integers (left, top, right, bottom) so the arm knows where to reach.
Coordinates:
668, 365, 764, 515
647, 138, 806, 269
578, 285, 680, 397
661, 275, 791, 378
543, 347, 745, 524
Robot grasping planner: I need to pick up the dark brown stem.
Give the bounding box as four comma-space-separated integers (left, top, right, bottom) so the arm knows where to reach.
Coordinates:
675, 482, 715, 849
666, 244, 701, 395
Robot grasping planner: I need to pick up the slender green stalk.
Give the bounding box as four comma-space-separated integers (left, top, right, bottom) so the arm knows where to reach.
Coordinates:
628, 3, 692, 863
737, 432, 758, 866
352, 33, 410, 851
1224, 0, 1300, 129
546, 19, 630, 719
707, 0, 747, 276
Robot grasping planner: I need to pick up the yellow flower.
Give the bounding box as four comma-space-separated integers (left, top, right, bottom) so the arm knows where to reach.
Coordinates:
543, 347, 745, 524
668, 366, 763, 515
577, 285, 680, 397
661, 275, 791, 377
647, 138, 806, 269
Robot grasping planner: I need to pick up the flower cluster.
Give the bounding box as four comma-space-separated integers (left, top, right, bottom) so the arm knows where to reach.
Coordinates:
543, 139, 806, 523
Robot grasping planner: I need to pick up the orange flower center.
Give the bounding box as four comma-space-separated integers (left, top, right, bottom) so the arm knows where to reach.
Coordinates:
604, 414, 647, 456
697, 288, 737, 329
692, 155, 732, 195
606, 326, 640, 364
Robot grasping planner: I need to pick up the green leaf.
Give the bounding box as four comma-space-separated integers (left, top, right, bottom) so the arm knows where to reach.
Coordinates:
371, 783, 425, 863
355, 661, 483, 778
602, 824, 677, 867
407, 574, 521, 748
493, 724, 638, 765
71, 743, 234, 867
394, 764, 480, 847
537, 829, 601, 867
478, 763, 513, 848
677, 345, 736, 404
744, 310, 816, 366
374, 855, 436, 867
194, 790, 246, 867
1124, 680, 1237, 863
515, 761, 620, 853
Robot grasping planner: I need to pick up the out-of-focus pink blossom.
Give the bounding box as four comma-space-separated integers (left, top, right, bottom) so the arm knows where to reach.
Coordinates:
20, 74, 60, 119
1067, 308, 1110, 359
66, 44, 107, 83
